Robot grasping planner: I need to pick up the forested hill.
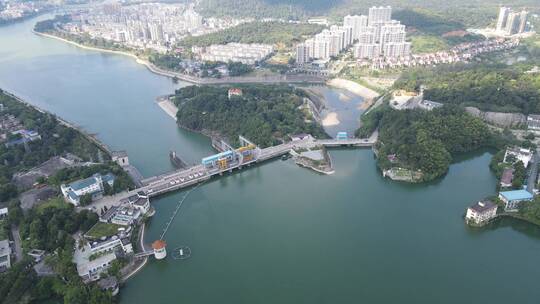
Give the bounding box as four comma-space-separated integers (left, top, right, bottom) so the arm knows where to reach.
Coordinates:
393, 64, 540, 114
178, 22, 324, 48
369, 105, 495, 182
173, 85, 327, 147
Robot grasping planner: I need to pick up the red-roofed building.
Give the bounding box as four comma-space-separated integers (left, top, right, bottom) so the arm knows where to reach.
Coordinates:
228, 88, 243, 99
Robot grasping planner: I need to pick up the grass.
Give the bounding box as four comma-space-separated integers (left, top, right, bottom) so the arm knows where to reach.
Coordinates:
410, 35, 449, 53
85, 222, 125, 239
36, 197, 70, 213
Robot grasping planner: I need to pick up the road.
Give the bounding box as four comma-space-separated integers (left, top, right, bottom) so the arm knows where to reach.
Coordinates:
526, 149, 539, 193
10, 225, 23, 262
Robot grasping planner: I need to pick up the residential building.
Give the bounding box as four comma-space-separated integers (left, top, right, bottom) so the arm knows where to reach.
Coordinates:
354, 43, 380, 59
498, 190, 533, 211
295, 42, 311, 64
505, 12, 521, 35
500, 168, 514, 188
200, 43, 274, 65
497, 7, 530, 35
503, 147, 533, 168
368, 6, 392, 26
496, 7, 511, 32
465, 200, 498, 225
0, 239, 10, 271
61, 173, 115, 206
227, 88, 243, 99
344, 15, 368, 40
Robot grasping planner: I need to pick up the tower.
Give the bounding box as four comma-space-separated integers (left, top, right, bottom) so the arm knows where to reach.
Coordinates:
152, 240, 167, 260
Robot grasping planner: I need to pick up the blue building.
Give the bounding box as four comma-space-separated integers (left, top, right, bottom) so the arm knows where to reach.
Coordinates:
336, 132, 348, 140
498, 189, 533, 211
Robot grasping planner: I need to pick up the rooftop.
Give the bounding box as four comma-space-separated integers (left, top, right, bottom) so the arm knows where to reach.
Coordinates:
469, 200, 497, 213
152, 240, 166, 250
0, 239, 10, 257
499, 189, 533, 201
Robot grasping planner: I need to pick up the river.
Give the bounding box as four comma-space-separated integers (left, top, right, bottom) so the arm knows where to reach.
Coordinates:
2, 16, 540, 304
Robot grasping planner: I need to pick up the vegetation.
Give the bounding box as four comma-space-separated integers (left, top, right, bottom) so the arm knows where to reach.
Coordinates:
517, 197, 540, 226
394, 63, 540, 114
370, 105, 495, 182
48, 162, 135, 195
178, 21, 324, 48
85, 222, 125, 240
173, 85, 327, 147
0, 90, 104, 201
0, 200, 115, 304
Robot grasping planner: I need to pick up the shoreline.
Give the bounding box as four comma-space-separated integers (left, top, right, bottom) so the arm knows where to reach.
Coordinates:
327, 78, 380, 101
156, 99, 178, 121
33, 30, 326, 85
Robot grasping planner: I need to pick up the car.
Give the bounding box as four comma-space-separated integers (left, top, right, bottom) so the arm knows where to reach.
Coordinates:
180, 178, 185, 182
170, 181, 175, 185
147, 189, 154, 193
188, 175, 194, 179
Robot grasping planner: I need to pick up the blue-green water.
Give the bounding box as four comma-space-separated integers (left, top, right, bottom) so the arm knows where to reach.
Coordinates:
1, 16, 540, 304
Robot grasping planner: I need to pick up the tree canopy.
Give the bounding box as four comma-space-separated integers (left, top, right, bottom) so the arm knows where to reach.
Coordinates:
174, 85, 327, 147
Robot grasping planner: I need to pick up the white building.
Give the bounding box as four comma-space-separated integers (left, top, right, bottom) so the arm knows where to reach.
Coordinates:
61, 173, 115, 206
344, 15, 368, 40
200, 43, 274, 65
503, 147, 533, 168
465, 200, 498, 225
0, 239, 11, 271
368, 6, 392, 26
496, 7, 511, 32
76, 252, 116, 282
350, 6, 411, 60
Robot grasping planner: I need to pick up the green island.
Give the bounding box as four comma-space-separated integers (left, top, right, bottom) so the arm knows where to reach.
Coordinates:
173, 85, 327, 147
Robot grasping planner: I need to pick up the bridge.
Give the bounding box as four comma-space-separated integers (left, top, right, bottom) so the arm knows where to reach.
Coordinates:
111, 133, 376, 203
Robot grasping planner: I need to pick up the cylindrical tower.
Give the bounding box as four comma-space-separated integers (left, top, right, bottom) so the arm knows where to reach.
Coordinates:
152, 240, 167, 260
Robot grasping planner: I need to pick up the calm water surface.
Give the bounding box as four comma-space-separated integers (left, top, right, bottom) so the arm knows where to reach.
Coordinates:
1, 16, 540, 304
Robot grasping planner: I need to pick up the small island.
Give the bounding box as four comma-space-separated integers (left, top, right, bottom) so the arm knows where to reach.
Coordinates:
291, 145, 334, 175
172, 84, 328, 147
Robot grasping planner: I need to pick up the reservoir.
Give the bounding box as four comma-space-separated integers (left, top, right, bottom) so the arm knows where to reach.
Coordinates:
2, 16, 540, 304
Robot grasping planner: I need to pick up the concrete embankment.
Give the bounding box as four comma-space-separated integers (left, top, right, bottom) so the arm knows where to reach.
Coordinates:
156, 98, 178, 121
327, 78, 380, 101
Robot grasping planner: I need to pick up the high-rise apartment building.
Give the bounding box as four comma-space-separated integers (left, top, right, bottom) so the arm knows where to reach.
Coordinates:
496, 6, 529, 35
496, 7, 511, 31
368, 6, 392, 26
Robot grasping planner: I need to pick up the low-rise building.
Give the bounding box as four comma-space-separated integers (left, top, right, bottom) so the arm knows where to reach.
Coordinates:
61, 173, 115, 206
0, 207, 7, 218
76, 252, 117, 282
0, 239, 11, 271
498, 189, 534, 211
200, 43, 274, 65
228, 88, 243, 99
503, 147, 533, 168
527, 114, 540, 131
465, 200, 498, 225
111, 150, 129, 166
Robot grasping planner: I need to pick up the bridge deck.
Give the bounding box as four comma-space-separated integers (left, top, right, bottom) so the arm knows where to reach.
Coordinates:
116, 136, 376, 202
